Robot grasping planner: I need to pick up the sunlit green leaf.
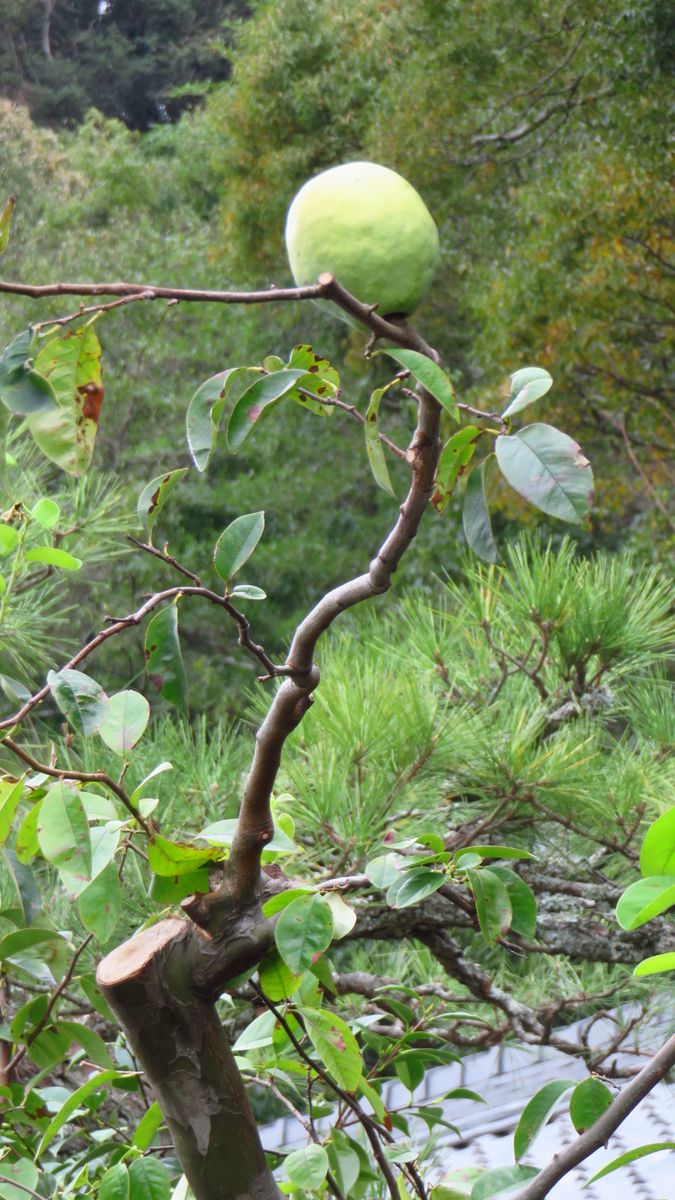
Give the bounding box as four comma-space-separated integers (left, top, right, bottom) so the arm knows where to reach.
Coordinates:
434, 425, 480, 513
25, 546, 82, 570
615, 875, 675, 929
31, 498, 61, 528
640, 809, 675, 876
303, 1007, 363, 1091
633, 952, 675, 976
128, 1155, 172, 1200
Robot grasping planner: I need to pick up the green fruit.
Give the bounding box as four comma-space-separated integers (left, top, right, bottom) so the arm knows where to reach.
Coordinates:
285, 161, 440, 322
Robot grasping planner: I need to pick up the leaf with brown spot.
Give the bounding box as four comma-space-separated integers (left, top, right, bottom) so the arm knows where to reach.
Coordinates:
28, 326, 103, 474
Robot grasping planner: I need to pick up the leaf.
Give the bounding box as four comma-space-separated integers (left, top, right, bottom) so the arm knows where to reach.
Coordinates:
285, 345, 339, 414
32, 498, 60, 528
495, 424, 593, 525
15, 803, 42, 864
586, 1142, 675, 1184
148, 867, 209, 905
502, 367, 553, 419
58, 1018, 114, 1068
395, 1050, 426, 1092
275, 894, 334, 973
3, 848, 41, 919
78, 862, 121, 941
466, 868, 512, 945
0, 524, 19, 555
0, 778, 25, 846
387, 868, 445, 909
0, 927, 65, 961
463, 457, 499, 562
186, 367, 260, 470
640, 809, 675, 876
48, 668, 108, 735
615, 875, 675, 929
35, 1069, 122, 1158
128, 1157, 171, 1200
148, 834, 218, 877
37, 783, 92, 882
325, 892, 357, 938
145, 605, 188, 712
133, 1101, 164, 1150
434, 426, 480, 513
304, 1007, 363, 1091
514, 1079, 576, 1160
285, 1144, 330, 1189
0, 195, 16, 255
0, 1159, 40, 1200
459, 845, 535, 861
488, 866, 537, 938
633, 952, 675, 976
364, 385, 394, 494
214, 511, 265, 583
25, 546, 82, 570
471, 1165, 540, 1199
99, 1164, 130, 1200
258, 948, 302, 1000
432, 1167, 485, 1199
61, 820, 120, 896
229, 584, 266, 600
137, 468, 188, 543
570, 1077, 613, 1133
378, 349, 459, 421
98, 690, 150, 754
366, 853, 401, 889
29, 325, 104, 474
0, 328, 57, 415
227, 368, 307, 451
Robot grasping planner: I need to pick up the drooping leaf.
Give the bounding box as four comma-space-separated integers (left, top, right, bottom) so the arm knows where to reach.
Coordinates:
137, 468, 188, 543
0, 195, 16, 255
145, 605, 188, 712
378, 349, 459, 421
434, 425, 480, 513
502, 367, 553, 419
395, 1050, 426, 1093
640, 809, 675, 876
98, 690, 150, 755
325, 892, 357, 938
37, 783, 92, 882
214, 511, 265, 583
514, 1079, 576, 1160
633, 952, 675, 976
570, 1077, 613, 1133
470, 1165, 540, 1199
186, 367, 260, 470
25, 546, 82, 570
488, 866, 537, 938
99, 1164, 130, 1200
285, 1144, 329, 1189
35, 1069, 122, 1158
467, 868, 512, 945
31, 498, 60, 528
0, 927, 65, 962
3, 848, 42, 920
0, 778, 24, 846
29, 325, 104, 474
275, 893, 334, 973
495, 424, 593, 525
15, 803, 42, 864
463, 456, 499, 562
364, 385, 394, 495
615, 875, 675, 930
586, 1143, 675, 1184
303, 1007, 363, 1091
148, 834, 218, 877
227, 368, 307, 451
47, 668, 108, 735
0, 328, 57, 415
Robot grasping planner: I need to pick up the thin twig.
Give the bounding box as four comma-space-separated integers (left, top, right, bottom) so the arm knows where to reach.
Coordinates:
33, 290, 156, 331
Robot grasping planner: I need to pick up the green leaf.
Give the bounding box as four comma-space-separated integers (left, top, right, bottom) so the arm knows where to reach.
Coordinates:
98, 690, 150, 755
633, 952, 675, 976
444, 1088, 487, 1104
432, 1167, 485, 1199
434, 426, 480, 513
78, 862, 121, 941
275, 894, 334, 973
570, 1077, 613, 1133
463, 457, 499, 562
258, 948, 302, 1000
586, 1143, 675, 1184
99, 1164, 130, 1200
640, 809, 675, 876
0, 195, 16, 255
35, 1069, 122, 1158
0, 524, 19, 555
148, 834, 218, 877
387, 868, 445, 908
145, 605, 188, 712
364, 385, 394, 495
61, 820, 120, 897
128, 1157, 171, 1200
0, 328, 57, 415
395, 1050, 426, 1092
285, 345, 339, 414
304, 1007, 363, 1091
378, 349, 459, 421
0, 778, 25, 846
229, 584, 266, 600
467, 868, 512, 945
459, 845, 535, 862
31, 498, 60, 528
186, 367, 260, 470
366, 853, 401, 889
25, 546, 82, 570
15, 803, 42, 864
324, 892, 357, 938
214, 511, 265, 583
37, 783, 92, 882
262, 887, 313, 917
0, 926, 64, 961
232, 1010, 276, 1053
471, 1165, 540, 1199
514, 1079, 576, 1160
29, 325, 104, 474
0, 1158, 40, 1200
58, 1017, 114, 1067
148, 868, 209, 905
47, 668, 108, 735
488, 866, 537, 938
502, 367, 553, 419
285, 1144, 330, 1189
495, 424, 593, 525
615, 875, 675, 929
227, 368, 307, 451
3, 848, 42, 920
137, 468, 188, 544
133, 1101, 164, 1150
